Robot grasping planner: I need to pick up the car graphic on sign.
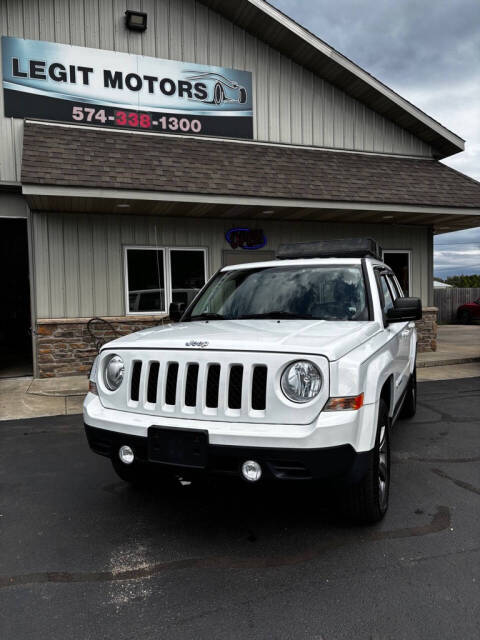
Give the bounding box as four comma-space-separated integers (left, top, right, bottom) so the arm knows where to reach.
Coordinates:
185, 71, 248, 105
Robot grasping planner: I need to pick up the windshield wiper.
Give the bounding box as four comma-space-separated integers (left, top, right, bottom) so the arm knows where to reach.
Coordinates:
189, 312, 227, 321
235, 311, 313, 320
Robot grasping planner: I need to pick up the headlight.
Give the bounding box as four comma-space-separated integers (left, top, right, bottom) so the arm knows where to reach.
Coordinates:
281, 360, 322, 403
104, 354, 125, 391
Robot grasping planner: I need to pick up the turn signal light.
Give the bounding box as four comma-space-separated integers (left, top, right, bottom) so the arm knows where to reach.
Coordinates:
324, 393, 364, 411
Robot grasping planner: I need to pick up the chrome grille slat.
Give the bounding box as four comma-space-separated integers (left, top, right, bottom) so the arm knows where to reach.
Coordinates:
241, 364, 252, 415
217, 364, 229, 413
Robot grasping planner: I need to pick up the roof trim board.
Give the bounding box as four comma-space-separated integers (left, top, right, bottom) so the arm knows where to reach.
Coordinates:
21, 184, 480, 218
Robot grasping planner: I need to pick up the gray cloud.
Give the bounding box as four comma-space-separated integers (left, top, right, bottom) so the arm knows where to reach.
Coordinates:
270, 0, 480, 274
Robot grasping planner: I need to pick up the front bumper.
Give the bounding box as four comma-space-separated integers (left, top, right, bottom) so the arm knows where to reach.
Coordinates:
84, 393, 379, 452
85, 423, 373, 482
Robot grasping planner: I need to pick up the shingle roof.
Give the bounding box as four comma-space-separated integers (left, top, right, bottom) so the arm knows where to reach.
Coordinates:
21, 122, 480, 209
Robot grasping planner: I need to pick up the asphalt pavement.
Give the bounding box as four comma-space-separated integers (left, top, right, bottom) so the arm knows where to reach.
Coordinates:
0, 378, 479, 639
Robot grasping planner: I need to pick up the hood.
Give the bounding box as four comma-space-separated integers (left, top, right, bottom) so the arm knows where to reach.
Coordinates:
103, 319, 381, 361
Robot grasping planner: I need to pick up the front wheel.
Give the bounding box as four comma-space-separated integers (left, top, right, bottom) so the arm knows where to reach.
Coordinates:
340, 399, 390, 524
458, 310, 471, 324
400, 368, 417, 419
112, 457, 173, 488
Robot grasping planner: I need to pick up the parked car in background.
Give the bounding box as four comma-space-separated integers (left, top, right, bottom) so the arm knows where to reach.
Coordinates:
457, 298, 480, 324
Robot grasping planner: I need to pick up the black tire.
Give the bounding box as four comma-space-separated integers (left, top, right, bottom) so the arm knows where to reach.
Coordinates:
112, 457, 173, 488
400, 368, 417, 419
112, 457, 150, 486
239, 87, 247, 104
458, 309, 471, 324
340, 399, 390, 524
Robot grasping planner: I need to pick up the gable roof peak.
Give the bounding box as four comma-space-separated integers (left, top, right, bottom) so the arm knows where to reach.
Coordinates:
200, 0, 464, 159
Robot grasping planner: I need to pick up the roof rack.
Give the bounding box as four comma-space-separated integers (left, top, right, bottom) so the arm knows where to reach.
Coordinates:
276, 238, 383, 261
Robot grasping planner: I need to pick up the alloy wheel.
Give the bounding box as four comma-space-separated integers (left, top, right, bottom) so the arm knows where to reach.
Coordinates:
378, 423, 389, 510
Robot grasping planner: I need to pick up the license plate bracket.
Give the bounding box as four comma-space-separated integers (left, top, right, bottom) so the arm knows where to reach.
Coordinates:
148, 427, 208, 468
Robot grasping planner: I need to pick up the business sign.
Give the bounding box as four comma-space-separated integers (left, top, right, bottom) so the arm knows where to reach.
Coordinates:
225, 228, 267, 250
1, 36, 253, 139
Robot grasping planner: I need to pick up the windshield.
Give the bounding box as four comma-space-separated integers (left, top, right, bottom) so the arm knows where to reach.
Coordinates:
187, 265, 369, 321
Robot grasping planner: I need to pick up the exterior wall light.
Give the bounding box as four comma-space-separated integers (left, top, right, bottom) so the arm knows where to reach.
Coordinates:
125, 10, 147, 32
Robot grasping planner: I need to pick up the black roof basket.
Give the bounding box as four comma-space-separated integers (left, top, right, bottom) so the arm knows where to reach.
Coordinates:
277, 238, 383, 261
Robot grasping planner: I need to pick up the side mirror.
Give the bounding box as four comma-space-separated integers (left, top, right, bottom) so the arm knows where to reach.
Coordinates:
169, 301, 186, 322
387, 297, 422, 323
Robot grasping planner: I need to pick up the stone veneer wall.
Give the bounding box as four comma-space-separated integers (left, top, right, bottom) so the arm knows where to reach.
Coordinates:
36, 308, 438, 378
36, 316, 166, 378
416, 307, 438, 353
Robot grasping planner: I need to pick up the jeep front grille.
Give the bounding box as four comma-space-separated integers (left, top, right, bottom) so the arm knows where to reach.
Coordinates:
130, 359, 268, 416
101, 349, 328, 425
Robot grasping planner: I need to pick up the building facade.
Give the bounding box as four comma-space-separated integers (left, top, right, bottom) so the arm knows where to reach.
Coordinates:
1, 0, 480, 378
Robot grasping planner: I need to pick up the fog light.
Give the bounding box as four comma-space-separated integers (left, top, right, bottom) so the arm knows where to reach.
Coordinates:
119, 445, 134, 465
241, 460, 262, 482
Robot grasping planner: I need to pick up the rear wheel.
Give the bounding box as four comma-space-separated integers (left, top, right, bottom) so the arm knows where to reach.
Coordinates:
400, 368, 417, 419
340, 399, 390, 524
458, 309, 471, 324
239, 87, 247, 104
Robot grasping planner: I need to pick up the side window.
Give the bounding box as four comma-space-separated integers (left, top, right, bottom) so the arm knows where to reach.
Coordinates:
170, 250, 206, 307
380, 275, 394, 313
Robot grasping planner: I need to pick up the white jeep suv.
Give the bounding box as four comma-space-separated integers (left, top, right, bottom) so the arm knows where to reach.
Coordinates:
84, 238, 421, 523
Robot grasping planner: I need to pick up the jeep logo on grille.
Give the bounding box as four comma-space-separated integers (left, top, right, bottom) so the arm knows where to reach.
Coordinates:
185, 340, 209, 348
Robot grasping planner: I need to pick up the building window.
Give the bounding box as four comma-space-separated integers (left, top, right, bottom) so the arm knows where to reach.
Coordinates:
383, 250, 411, 296
124, 246, 207, 315
170, 249, 207, 307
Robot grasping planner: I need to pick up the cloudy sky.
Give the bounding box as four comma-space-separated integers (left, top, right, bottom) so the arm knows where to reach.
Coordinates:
270, 0, 480, 278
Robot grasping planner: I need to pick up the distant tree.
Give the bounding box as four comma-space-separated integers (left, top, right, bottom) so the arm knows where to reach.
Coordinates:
445, 274, 480, 288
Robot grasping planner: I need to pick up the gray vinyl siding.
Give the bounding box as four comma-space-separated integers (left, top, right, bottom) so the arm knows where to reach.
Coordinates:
32, 211, 432, 318
0, 0, 433, 184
